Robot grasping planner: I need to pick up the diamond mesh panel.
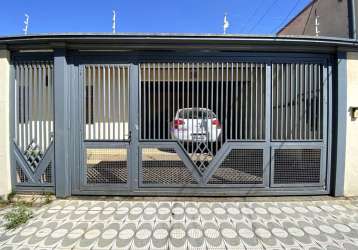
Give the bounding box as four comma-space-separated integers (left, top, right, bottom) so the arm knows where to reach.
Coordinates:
40, 163, 52, 184
86, 148, 128, 184
273, 149, 321, 184
142, 148, 197, 185
208, 149, 264, 184
16, 164, 29, 183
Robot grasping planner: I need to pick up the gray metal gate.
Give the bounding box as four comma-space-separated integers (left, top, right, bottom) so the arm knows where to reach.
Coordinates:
78, 64, 131, 191
11, 59, 55, 192
7, 52, 332, 196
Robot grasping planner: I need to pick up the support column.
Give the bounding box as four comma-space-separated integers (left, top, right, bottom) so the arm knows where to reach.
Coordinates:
54, 47, 71, 197
344, 52, 358, 196
333, 52, 348, 196
0, 48, 11, 200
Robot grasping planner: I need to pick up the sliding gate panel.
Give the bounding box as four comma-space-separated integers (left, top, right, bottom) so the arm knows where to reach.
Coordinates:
138, 57, 330, 191
79, 64, 130, 190
139, 62, 269, 187
270, 61, 328, 187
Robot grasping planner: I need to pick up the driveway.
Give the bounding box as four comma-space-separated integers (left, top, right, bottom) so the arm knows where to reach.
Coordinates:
1, 197, 358, 249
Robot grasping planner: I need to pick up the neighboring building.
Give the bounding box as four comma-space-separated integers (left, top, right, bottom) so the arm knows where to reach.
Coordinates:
278, 0, 350, 38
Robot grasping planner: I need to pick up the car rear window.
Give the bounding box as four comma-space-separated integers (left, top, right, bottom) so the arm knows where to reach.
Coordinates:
178, 109, 216, 119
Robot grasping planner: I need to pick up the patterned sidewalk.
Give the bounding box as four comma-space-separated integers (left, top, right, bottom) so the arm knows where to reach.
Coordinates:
1, 198, 358, 249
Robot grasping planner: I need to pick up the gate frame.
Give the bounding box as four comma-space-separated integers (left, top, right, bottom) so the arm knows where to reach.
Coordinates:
9, 51, 332, 196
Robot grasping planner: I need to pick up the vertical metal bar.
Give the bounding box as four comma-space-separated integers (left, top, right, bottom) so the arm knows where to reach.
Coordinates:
280, 63, 283, 140
313, 64, 317, 140
122, 66, 126, 140
153, 64, 156, 140
210, 63, 214, 149
111, 65, 115, 140
304, 64, 307, 139
142, 65, 146, 140
295, 63, 299, 139
168, 63, 171, 140
127, 67, 130, 140
318, 64, 321, 139
216, 63, 219, 152
290, 63, 293, 140
260, 63, 264, 139
40, 63, 45, 150
20, 65, 24, 150
96, 65, 101, 140
89, 66, 92, 140
33, 64, 38, 147
300, 64, 304, 140
24, 64, 29, 149
250, 63, 253, 140
148, 64, 151, 140
29, 64, 33, 147
106, 65, 110, 140
83, 66, 87, 141
15, 65, 19, 148
177, 63, 180, 140
162, 63, 165, 139
285, 64, 289, 140
245, 62, 248, 140
88, 66, 95, 139
118, 65, 122, 140
221, 63, 225, 147
235, 63, 238, 139
309, 64, 312, 140
230, 63, 234, 140
158, 63, 161, 139
192, 63, 195, 145
50, 64, 54, 141
173, 63, 176, 141
206, 62, 209, 146
240, 62, 243, 139
90, 65, 94, 140
275, 63, 279, 140
102, 65, 106, 140
182, 63, 185, 110
255, 63, 258, 140
47, 64, 51, 145
271, 64, 274, 140
91, 66, 94, 140
85, 66, 90, 140
225, 62, 228, 142
187, 63, 190, 145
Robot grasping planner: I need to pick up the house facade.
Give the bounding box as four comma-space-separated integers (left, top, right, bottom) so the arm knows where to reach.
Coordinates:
0, 33, 355, 198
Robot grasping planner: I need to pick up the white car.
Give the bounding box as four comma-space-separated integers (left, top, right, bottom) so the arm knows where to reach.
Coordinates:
170, 108, 222, 142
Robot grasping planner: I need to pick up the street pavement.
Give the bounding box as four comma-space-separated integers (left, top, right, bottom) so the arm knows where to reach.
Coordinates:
1, 197, 358, 249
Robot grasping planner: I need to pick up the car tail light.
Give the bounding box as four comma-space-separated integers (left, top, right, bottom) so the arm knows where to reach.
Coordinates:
212, 119, 221, 128
173, 119, 185, 128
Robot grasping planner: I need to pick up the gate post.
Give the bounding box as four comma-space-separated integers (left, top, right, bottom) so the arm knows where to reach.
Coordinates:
129, 64, 140, 191
0, 48, 11, 200
333, 51, 347, 196
54, 46, 71, 197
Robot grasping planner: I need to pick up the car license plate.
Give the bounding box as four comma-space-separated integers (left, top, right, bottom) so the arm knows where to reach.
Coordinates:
192, 135, 206, 141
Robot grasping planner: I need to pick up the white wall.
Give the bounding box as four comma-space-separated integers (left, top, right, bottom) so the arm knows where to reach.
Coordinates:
0, 50, 11, 200
344, 52, 358, 196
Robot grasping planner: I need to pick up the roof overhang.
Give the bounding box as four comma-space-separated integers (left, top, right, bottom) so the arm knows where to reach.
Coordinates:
1, 33, 358, 53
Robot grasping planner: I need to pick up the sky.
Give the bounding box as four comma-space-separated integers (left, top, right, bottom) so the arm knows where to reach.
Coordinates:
0, 0, 311, 36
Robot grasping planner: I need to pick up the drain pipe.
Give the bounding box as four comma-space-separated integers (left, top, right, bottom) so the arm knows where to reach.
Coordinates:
348, 0, 357, 40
